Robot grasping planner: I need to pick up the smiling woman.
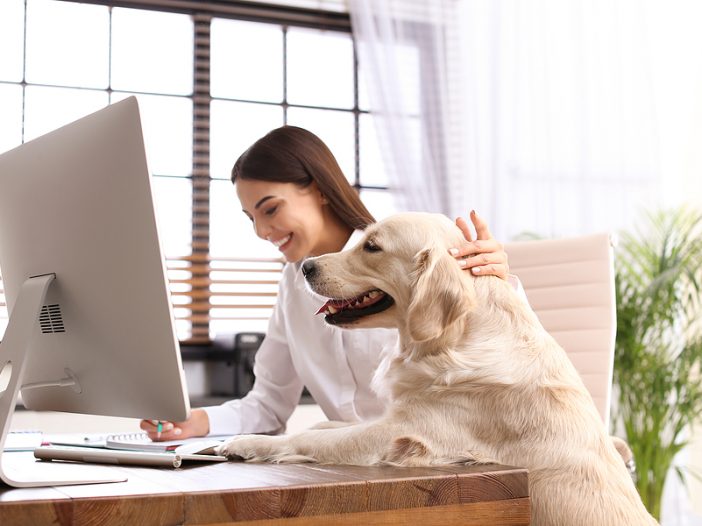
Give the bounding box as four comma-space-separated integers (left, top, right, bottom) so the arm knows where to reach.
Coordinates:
236, 178, 345, 262
139, 123, 514, 444
233, 126, 376, 233
232, 126, 373, 264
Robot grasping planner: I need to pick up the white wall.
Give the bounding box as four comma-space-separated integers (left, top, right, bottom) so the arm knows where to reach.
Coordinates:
646, 0, 702, 209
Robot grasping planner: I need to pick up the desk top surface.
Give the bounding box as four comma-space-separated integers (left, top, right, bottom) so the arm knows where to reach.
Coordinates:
0, 452, 529, 525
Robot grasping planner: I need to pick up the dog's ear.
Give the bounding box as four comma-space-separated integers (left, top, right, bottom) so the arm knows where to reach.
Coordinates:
407, 247, 476, 342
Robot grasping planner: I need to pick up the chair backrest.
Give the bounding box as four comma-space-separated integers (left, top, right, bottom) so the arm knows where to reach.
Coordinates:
505, 233, 616, 429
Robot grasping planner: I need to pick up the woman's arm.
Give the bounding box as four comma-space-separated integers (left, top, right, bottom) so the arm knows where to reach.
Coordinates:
142, 272, 304, 440
202, 330, 305, 436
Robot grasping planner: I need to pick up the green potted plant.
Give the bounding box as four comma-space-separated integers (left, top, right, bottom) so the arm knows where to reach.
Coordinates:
612, 208, 702, 520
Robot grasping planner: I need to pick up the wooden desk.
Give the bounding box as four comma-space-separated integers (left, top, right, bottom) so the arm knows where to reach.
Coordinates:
0, 453, 529, 525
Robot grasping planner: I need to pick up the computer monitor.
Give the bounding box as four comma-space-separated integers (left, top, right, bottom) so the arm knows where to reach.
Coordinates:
0, 97, 191, 487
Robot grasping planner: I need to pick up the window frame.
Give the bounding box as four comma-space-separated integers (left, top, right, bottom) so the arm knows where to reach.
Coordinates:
0, 0, 391, 345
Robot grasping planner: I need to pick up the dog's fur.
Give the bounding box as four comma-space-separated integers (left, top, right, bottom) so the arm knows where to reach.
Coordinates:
217, 212, 657, 525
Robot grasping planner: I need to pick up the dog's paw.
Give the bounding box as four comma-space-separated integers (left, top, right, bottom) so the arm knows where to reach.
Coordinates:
215, 435, 281, 462
382, 436, 432, 466
215, 435, 316, 463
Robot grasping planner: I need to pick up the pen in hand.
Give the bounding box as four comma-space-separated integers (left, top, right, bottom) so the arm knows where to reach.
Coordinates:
150, 420, 163, 440
143, 419, 181, 440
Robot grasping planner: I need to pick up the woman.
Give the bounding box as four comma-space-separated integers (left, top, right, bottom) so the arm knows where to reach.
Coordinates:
141, 126, 511, 440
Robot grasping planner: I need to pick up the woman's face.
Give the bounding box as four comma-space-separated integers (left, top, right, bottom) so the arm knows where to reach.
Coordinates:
236, 178, 337, 262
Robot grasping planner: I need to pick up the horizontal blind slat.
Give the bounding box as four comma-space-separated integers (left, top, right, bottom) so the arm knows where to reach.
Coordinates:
171, 291, 278, 298
170, 278, 280, 286
0, 257, 284, 344
167, 265, 282, 273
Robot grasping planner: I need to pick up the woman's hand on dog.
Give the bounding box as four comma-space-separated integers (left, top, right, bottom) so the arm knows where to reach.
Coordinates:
139, 408, 210, 441
451, 210, 509, 280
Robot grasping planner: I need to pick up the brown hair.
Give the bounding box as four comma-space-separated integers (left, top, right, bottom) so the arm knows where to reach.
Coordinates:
231, 126, 375, 230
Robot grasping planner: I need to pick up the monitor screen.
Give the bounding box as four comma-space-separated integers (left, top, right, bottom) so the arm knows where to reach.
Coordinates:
0, 97, 190, 423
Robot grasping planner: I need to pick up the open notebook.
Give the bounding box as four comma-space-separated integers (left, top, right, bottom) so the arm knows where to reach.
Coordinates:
49, 432, 230, 452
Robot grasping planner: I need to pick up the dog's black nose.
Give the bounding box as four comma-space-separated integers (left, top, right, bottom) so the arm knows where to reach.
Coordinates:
301, 260, 317, 279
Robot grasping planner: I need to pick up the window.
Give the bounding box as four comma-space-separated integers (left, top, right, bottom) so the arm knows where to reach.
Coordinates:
0, 0, 396, 344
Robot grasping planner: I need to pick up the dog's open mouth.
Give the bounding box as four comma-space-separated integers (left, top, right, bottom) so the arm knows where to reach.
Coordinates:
315, 289, 395, 324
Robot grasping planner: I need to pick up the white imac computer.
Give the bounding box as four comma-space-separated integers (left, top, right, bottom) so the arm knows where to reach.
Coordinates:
0, 97, 191, 487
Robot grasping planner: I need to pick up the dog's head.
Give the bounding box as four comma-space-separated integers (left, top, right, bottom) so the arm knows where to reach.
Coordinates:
303, 212, 476, 342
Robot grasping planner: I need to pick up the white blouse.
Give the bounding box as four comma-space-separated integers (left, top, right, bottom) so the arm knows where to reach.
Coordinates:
203, 230, 525, 436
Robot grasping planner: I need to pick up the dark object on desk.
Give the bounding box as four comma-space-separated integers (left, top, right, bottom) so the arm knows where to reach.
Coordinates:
232, 332, 264, 398
181, 332, 264, 398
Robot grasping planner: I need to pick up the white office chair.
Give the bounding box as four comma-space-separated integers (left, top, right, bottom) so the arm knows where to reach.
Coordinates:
505, 233, 617, 430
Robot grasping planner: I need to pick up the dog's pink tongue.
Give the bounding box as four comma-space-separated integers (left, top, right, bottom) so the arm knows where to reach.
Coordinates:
315, 301, 331, 315
315, 298, 350, 315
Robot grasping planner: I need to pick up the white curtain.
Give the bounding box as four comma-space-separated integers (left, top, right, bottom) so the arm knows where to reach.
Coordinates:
349, 0, 664, 242
349, 0, 456, 215
349, 1, 702, 523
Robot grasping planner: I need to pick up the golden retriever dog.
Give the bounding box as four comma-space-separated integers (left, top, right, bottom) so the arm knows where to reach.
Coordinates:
217, 212, 657, 526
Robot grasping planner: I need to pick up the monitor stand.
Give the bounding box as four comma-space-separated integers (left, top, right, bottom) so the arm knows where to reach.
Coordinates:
0, 274, 126, 487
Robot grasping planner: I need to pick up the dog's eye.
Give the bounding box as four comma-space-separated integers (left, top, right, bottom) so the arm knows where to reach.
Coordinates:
363, 240, 382, 252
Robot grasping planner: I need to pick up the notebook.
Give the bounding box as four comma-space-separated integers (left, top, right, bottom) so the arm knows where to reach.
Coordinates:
49, 432, 229, 453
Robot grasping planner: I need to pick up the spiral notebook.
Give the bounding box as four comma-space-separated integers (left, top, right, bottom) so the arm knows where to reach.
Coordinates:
107, 432, 193, 452
50, 432, 229, 453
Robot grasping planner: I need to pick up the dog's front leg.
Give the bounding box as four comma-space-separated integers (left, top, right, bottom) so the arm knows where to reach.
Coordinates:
217, 421, 402, 465
309, 420, 354, 430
